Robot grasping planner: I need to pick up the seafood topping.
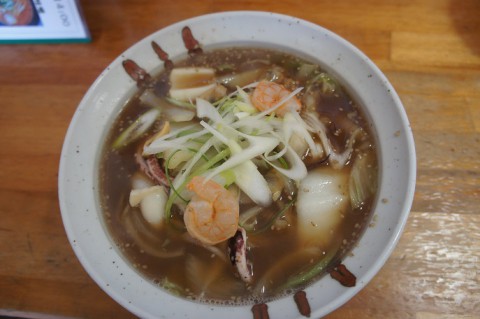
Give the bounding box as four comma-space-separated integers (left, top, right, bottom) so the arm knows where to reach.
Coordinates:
134, 148, 169, 187
145, 156, 169, 187
251, 80, 302, 116
228, 227, 253, 283
183, 176, 239, 245
105, 34, 378, 305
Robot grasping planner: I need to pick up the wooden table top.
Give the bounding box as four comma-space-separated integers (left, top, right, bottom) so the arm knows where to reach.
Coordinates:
1, 0, 479, 318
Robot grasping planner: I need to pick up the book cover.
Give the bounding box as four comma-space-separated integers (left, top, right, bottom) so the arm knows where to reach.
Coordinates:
0, 0, 90, 43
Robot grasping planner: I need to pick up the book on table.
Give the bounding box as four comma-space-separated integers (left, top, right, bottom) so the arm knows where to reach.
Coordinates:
0, 0, 90, 43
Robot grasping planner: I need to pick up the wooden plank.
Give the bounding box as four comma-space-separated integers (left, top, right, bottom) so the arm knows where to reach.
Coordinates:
0, 230, 88, 283
402, 93, 475, 133
327, 211, 480, 318
391, 32, 480, 68
386, 70, 480, 98
413, 131, 479, 171
0, 85, 81, 156
468, 103, 480, 133
1, 0, 479, 318
0, 190, 63, 235
414, 168, 480, 214
0, 154, 60, 192
0, 276, 133, 319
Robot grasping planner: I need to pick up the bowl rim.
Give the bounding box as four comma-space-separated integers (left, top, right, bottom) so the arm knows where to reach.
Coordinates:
58, 10, 416, 319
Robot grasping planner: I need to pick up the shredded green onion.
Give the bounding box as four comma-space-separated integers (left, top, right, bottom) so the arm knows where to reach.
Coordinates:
249, 199, 295, 234
166, 97, 196, 109
112, 108, 160, 149
281, 248, 337, 290
165, 150, 189, 204
164, 148, 231, 227
277, 156, 289, 169
239, 206, 262, 232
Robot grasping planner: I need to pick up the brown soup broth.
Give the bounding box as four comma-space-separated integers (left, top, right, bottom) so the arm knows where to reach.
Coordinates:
99, 47, 377, 305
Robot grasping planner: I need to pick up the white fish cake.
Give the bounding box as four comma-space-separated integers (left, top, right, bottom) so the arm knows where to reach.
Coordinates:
296, 167, 349, 247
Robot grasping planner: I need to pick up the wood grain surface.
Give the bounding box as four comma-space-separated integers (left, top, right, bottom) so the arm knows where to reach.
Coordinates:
1, 0, 479, 318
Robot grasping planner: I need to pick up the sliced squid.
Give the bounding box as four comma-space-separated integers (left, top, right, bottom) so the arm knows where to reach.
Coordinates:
228, 228, 253, 284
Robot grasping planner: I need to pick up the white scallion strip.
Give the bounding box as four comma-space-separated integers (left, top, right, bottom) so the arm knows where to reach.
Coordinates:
229, 141, 272, 207
200, 116, 273, 206
263, 130, 288, 162
236, 117, 276, 136
302, 112, 359, 169
239, 206, 263, 231
284, 111, 321, 156
264, 147, 288, 162
200, 121, 278, 183
263, 145, 308, 181
143, 129, 208, 155
234, 100, 257, 114
152, 122, 200, 141
112, 108, 160, 149
236, 85, 253, 105
200, 120, 230, 144
349, 151, 377, 209
231, 86, 303, 135
172, 138, 215, 190
196, 98, 223, 122
223, 82, 258, 102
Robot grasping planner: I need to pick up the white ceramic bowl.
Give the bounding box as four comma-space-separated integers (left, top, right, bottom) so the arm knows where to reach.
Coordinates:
59, 11, 416, 319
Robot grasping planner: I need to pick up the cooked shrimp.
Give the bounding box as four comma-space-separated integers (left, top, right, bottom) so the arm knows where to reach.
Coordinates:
183, 176, 239, 245
251, 80, 301, 116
